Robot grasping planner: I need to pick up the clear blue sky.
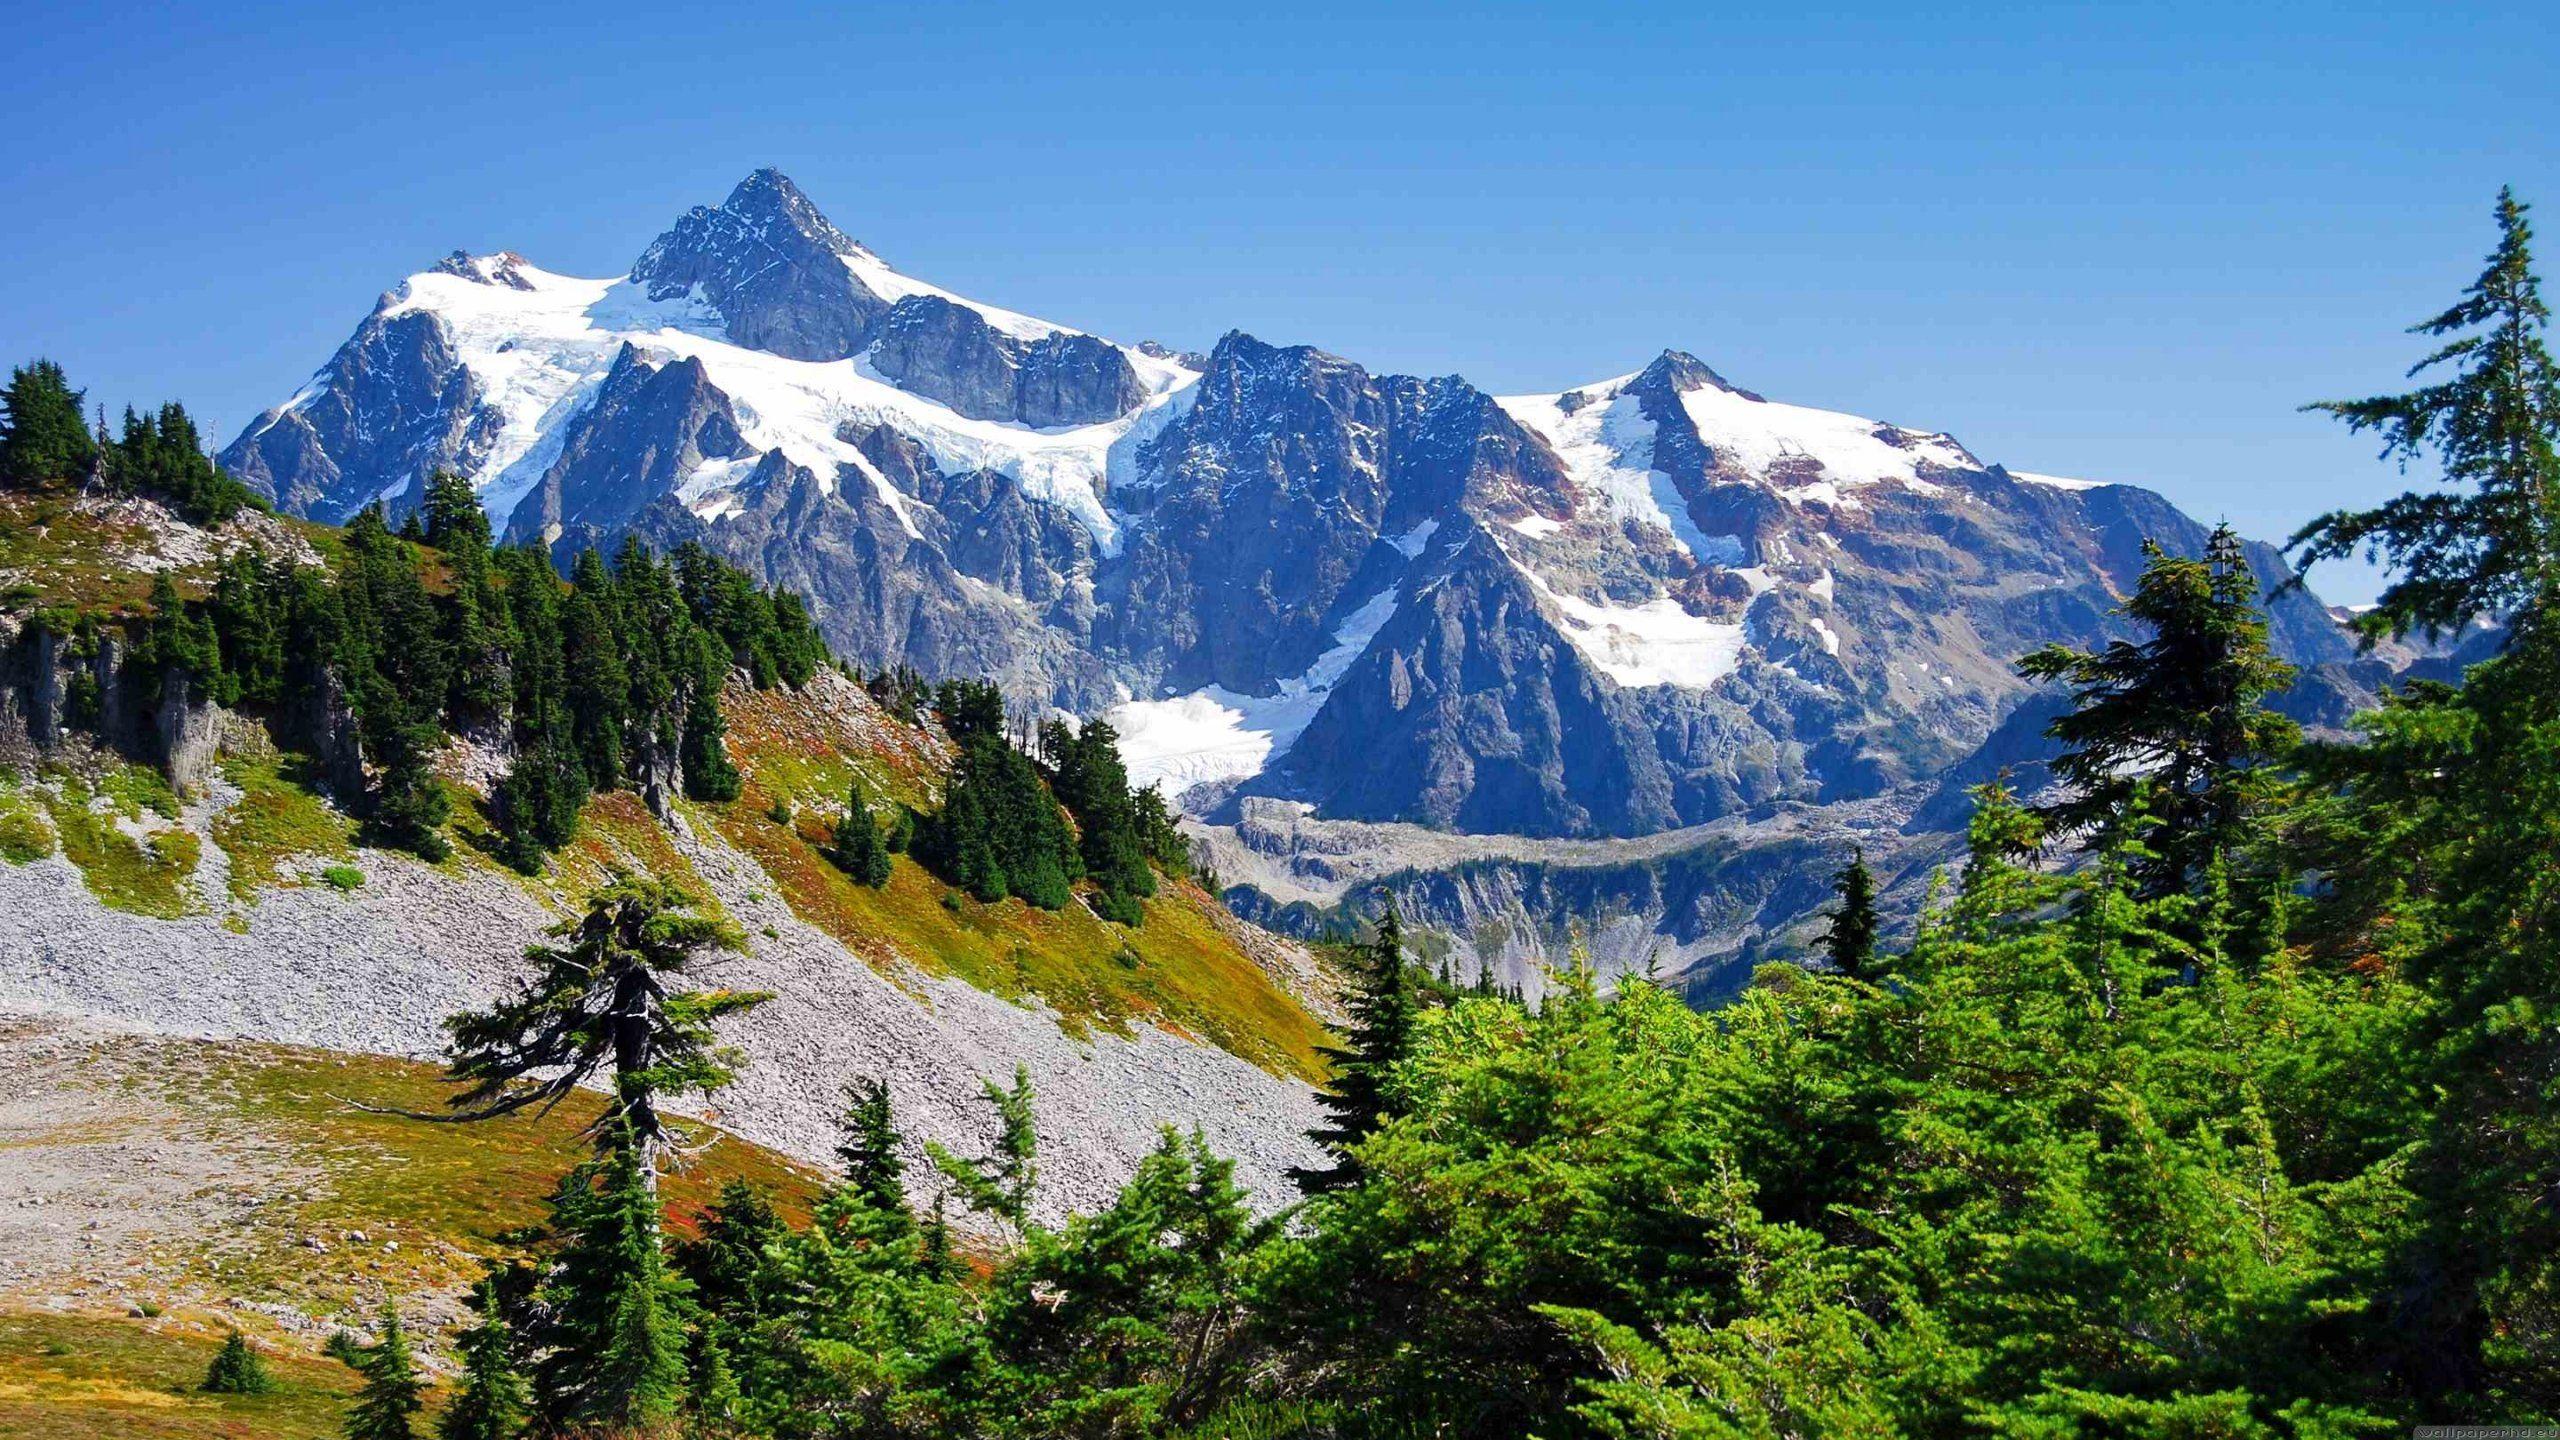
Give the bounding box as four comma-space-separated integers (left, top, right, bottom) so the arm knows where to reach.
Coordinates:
7, 2, 2554, 603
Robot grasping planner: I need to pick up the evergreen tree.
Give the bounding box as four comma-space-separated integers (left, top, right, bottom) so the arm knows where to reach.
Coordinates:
674, 1179, 785, 1322
2018, 526, 2298, 898
419, 469, 491, 554
1291, 906, 1416, 1195
439, 876, 766, 1177
686, 1322, 745, 1437
681, 685, 742, 802
1817, 847, 1879, 979
0, 359, 94, 483
2294, 187, 2560, 641
344, 1307, 425, 1440
135, 571, 222, 706
436, 1278, 528, 1440
1046, 718, 1155, 923
836, 1075, 909, 1216
919, 1190, 960, 1283
201, 1329, 274, 1395
828, 784, 892, 887
531, 1136, 690, 1434
561, 555, 628, 790
929, 1065, 1039, 1238
920, 732, 1079, 909
368, 721, 453, 862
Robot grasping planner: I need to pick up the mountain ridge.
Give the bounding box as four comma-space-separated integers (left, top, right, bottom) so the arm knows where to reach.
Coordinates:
215, 169, 2376, 990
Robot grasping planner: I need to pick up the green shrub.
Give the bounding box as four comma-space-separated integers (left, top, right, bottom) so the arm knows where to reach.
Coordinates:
321, 864, 365, 892
201, 1330, 274, 1395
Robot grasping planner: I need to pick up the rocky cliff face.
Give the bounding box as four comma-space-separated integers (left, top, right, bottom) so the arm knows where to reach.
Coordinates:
221, 169, 2381, 987
627, 168, 894, 362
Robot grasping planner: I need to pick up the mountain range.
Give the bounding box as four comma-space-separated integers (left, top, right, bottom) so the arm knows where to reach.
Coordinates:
218, 168, 2393, 992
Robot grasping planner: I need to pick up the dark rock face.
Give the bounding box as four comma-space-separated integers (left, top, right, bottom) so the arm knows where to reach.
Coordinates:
628, 168, 891, 362
220, 307, 498, 523
866, 295, 1144, 426
1102, 334, 1570, 696
505, 345, 748, 542
1273, 523, 1680, 835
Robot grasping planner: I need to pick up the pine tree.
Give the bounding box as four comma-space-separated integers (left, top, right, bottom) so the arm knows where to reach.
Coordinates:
532, 1136, 689, 1434
1047, 718, 1155, 923
1818, 848, 1880, 979
2018, 526, 2298, 899
136, 571, 222, 706
686, 1322, 745, 1437
201, 1329, 274, 1395
436, 1278, 527, 1440
439, 876, 766, 1177
929, 1065, 1038, 1237
368, 721, 453, 862
829, 784, 892, 887
1291, 906, 1416, 1195
419, 469, 491, 554
836, 1075, 909, 1215
680, 686, 741, 802
560, 568, 628, 791
344, 1307, 424, 1440
0, 359, 95, 483
2294, 187, 2560, 641
919, 1190, 959, 1283
674, 1179, 784, 1321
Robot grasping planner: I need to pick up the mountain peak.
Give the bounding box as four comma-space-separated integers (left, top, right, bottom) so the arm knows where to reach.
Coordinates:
1633, 349, 1756, 401
628, 172, 889, 362
717, 167, 862, 259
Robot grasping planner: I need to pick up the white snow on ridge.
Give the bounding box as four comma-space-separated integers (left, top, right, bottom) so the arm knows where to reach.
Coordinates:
1513, 564, 1747, 691
1495, 381, 1742, 564
1108, 584, 1404, 795
1500, 366, 1981, 525
292, 255, 1198, 552
1674, 382, 1975, 498
2011, 470, 2108, 492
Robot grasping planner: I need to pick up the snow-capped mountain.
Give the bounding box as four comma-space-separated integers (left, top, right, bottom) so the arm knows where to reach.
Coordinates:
222, 170, 2365, 989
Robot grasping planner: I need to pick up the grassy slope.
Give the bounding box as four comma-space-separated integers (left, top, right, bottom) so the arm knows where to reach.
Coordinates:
715, 680, 1331, 1081
0, 1034, 825, 1440
0, 1313, 357, 1440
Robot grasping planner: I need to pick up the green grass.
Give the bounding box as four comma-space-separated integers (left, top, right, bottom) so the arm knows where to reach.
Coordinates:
113, 1040, 826, 1318
0, 1314, 360, 1440
318, 865, 363, 892
43, 775, 197, 919
0, 790, 52, 864
0, 484, 192, 618
97, 764, 182, 822
209, 755, 354, 903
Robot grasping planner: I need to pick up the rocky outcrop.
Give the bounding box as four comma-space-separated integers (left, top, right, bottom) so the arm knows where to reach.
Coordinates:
152, 669, 223, 796
220, 307, 497, 524
865, 295, 1144, 426
506, 345, 749, 543
0, 618, 226, 796
627, 169, 891, 362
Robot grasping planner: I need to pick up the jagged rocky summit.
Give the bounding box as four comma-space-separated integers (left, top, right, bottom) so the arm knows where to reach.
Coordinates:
222, 169, 2382, 992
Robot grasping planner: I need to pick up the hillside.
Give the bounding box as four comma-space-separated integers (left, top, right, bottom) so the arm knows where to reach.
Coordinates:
0, 476, 1332, 1227
0, 1014, 826, 1438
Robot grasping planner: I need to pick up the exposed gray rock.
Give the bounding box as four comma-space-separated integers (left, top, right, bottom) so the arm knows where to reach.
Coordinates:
506, 344, 748, 543
0, 775, 1322, 1225
866, 296, 1144, 426
220, 307, 499, 523
627, 168, 891, 362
